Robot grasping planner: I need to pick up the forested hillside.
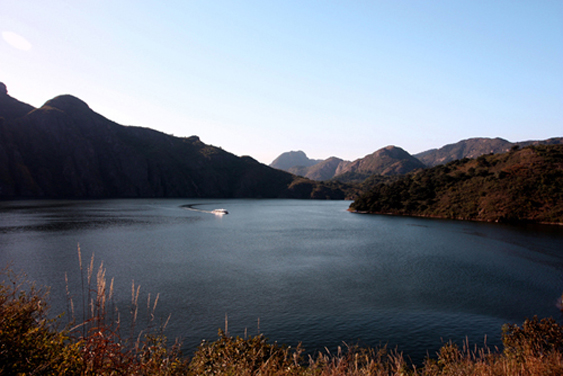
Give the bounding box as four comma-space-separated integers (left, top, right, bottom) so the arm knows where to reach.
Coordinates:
350, 145, 563, 223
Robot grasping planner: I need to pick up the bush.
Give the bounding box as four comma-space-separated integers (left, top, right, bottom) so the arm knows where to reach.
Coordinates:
502, 316, 563, 358
0, 268, 82, 375
188, 329, 303, 375
0, 255, 189, 376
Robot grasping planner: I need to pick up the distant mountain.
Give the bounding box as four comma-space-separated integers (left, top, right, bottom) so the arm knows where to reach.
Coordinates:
517, 137, 563, 148
0, 84, 347, 199
334, 146, 425, 181
414, 137, 563, 167
270, 151, 322, 171
275, 138, 563, 182
294, 157, 347, 181
282, 157, 347, 181
271, 146, 424, 182
350, 144, 563, 223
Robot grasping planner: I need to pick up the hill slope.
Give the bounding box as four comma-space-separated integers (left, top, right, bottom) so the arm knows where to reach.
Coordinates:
350, 145, 563, 223
294, 157, 347, 181
0, 84, 346, 199
333, 146, 425, 182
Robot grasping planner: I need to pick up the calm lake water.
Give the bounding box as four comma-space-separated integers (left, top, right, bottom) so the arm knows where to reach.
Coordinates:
1, 199, 562, 363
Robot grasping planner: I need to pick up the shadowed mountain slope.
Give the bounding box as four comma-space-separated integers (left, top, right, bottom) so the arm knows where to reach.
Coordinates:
0, 84, 346, 199
0, 83, 34, 121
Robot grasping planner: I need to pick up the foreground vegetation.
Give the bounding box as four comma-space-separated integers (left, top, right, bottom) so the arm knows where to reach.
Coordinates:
3, 258, 563, 376
350, 144, 563, 223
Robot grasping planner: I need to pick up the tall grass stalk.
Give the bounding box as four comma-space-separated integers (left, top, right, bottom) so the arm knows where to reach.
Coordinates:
64, 246, 187, 375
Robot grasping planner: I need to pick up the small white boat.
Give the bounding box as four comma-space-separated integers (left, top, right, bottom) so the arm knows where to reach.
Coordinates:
211, 208, 229, 215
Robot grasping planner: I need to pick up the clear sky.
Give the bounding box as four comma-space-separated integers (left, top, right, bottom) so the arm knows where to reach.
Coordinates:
1, 1, 562, 164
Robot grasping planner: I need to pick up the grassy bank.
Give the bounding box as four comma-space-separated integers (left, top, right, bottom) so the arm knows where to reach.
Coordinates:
2, 260, 563, 375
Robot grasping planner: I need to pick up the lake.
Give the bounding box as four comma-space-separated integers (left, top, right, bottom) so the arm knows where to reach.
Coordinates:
0, 199, 562, 363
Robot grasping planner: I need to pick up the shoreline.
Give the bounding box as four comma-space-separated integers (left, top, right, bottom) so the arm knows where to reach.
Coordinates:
347, 208, 563, 226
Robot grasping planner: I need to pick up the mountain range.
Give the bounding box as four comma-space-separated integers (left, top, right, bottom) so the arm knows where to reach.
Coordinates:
271, 137, 563, 182
1, 82, 560, 200
0, 83, 347, 199
415, 137, 563, 167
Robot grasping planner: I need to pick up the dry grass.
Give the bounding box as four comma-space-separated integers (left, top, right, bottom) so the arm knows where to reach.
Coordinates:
66, 246, 188, 375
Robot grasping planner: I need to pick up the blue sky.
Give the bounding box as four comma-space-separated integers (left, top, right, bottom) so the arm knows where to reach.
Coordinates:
1, 1, 562, 164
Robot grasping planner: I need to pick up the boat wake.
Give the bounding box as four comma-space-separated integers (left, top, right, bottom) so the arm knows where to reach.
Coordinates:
182, 204, 228, 216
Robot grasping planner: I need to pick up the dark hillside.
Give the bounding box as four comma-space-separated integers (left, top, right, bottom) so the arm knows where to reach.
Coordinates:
0, 84, 346, 199
350, 145, 563, 223
0, 83, 35, 121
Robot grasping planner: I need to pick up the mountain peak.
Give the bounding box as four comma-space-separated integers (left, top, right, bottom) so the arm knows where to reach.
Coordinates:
379, 145, 406, 154
270, 150, 322, 170
43, 95, 92, 113
0, 83, 36, 121
334, 145, 424, 179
